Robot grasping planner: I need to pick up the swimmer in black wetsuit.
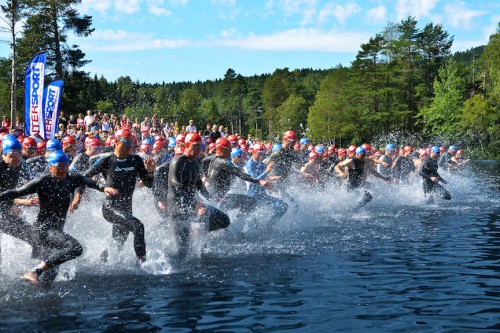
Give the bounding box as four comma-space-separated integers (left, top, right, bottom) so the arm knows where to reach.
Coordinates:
419, 146, 451, 203
335, 146, 374, 207
69, 136, 103, 174
167, 133, 229, 253
0, 135, 37, 253
205, 137, 268, 216
0, 150, 117, 287
26, 138, 62, 177
392, 146, 416, 184
82, 128, 155, 263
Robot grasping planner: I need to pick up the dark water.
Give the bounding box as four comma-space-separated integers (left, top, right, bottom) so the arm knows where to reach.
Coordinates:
1, 161, 499, 332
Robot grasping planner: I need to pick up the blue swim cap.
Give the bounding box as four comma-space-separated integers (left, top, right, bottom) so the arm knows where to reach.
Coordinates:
231, 147, 244, 158
272, 143, 282, 153
449, 145, 457, 151
431, 146, 440, 153
315, 145, 326, 154
386, 143, 396, 151
47, 150, 69, 166
355, 146, 365, 155
46, 138, 62, 152
168, 137, 176, 148
143, 137, 153, 146
299, 138, 309, 145
2, 134, 22, 155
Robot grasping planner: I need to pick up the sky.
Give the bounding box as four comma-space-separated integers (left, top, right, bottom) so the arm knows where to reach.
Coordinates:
3, 0, 500, 84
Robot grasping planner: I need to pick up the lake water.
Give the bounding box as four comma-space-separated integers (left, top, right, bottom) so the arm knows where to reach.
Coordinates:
0, 161, 499, 332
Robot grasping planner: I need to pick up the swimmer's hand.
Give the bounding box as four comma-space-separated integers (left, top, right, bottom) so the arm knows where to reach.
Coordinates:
104, 187, 119, 196
259, 179, 272, 189
157, 201, 167, 212
144, 157, 156, 173
69, 199, 80, 214
14, 197, 39, 206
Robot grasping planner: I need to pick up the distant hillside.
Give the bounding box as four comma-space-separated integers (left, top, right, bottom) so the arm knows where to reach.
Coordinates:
452, 46, 485, 65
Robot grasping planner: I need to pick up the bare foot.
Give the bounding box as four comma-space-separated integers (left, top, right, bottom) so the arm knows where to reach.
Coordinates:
136, 256, 146, 266
22, 271, 41, 287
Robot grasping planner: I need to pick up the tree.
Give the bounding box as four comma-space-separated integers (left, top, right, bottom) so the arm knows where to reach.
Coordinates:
0, 0, 27, 126
416, 22, 453, 107
262, 68, 291, 139
308, 68, 355, 144
276, 94, 307, 134
18, 0, 93, 78
481, 22, 500, 155
418, 58, 465, 136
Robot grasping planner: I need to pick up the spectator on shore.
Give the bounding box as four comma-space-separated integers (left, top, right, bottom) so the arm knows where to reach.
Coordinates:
210, 124, 221, 143
203, 123, 212, 137
2, 116, 11, 129
84, 110, 94, 129
186, 120, 197, 133
77, 113, 85, 130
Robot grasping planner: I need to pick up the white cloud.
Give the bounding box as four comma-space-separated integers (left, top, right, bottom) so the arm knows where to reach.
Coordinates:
220, 28, 238, 38
169, 0, 188, 5
395, 0, 439, 21
217, 28, 370, 52
366, 5, 387, 24
114, 0, 142, 14
277, 0, 318, 25
148, 4, 173, 16
444, 1, 487, 29
318, 2, 362, 24
77, 27, 369, 53
210, 0, 237, 6
77, 29, 194, 51
79, 0, 114, 14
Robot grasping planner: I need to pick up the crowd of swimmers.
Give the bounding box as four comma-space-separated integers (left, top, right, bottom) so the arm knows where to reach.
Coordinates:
0, 120, 470, 288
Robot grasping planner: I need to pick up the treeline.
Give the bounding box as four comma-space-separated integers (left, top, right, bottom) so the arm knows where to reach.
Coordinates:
0, 1, 498, 156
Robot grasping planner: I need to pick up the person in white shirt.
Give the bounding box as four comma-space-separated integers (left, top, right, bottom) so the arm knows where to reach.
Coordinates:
83, 110, 94, 129
186, 119, 197, 133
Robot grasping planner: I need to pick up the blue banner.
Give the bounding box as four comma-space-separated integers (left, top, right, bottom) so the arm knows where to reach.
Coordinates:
24, 52, 46, 137
42, 80, 64, 140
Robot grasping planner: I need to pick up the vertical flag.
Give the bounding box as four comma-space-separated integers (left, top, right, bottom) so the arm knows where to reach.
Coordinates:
42, 80, 64, 140
24, 52, 46, 136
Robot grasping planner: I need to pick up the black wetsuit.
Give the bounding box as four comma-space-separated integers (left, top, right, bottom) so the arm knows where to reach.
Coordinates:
0, 172, 105, 285
26, 155, 48, 176
438, 151, 451, 169
0, 160, 35, 247
347, 157, 364, 190
167, 155, 229, 232
84, 153, 153, 258
268, 148, 296, 183
201, 154, 216, 178
69, 152, 91, 173
393, 155, 416, 183
347, 157, 372, 205
206, 156, 259, 215
419, 157, 451, 200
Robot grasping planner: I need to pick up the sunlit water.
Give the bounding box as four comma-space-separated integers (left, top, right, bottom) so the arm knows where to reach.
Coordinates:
0, 161, 499, 332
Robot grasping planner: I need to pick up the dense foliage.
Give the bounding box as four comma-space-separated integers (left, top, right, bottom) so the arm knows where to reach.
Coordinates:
0, 1, 498, 156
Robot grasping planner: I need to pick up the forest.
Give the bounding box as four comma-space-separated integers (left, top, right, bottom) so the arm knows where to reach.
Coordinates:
1, 1, 499, 157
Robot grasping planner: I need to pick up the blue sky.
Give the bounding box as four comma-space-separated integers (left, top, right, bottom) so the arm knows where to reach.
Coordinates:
4, 0, 500, 83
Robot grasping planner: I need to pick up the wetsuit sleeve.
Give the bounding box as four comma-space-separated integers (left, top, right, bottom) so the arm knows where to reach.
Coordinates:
201, 155, 214, 176
196, 177, 210, 200
72, 173, 105, 192
418, 160, 432, 181
84, 155, 107, 178
0, 176, 43, 201
223, 160, 259, 183
69, 153, 85, 173
135, 155, 154, 188
153, 163, 169, 202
